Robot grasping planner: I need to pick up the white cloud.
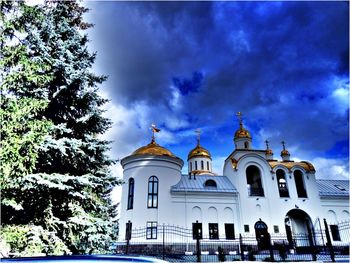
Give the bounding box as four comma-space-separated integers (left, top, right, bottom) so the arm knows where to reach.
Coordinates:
311, 157, 349, 180
211, 156, 227, 175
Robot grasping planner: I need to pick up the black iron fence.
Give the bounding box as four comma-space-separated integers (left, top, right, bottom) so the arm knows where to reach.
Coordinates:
114, 219, 349, 262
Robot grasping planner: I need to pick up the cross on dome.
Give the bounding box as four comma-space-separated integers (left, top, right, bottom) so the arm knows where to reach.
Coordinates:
195, 128, 201, 145
150, 124, 160, 142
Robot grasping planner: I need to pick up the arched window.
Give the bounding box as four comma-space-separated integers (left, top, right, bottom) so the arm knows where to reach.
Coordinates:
276, 169, 289, 197
294, 170, 307, 198
201, 160, 204, 170
246, 165, 264, 196
127, 178, 134, 210
207, 161, 210, 170
148, 176, 158, 208
195, 161, 198, 170
204, 179, 217, 187
244, 141, 249, 149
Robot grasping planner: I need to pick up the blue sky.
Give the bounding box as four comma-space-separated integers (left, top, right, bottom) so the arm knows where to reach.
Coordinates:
83, 1, 349, 201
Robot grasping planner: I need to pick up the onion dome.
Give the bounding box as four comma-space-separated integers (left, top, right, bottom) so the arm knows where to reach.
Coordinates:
280, 141, 290, 161
281, 149, 290, 157
280, 141, 290, 156
266, 149, 273, 155
132, 139, 176, 157
188, 144, 211, 160
234, 118, 251, 139
265, 140, 273, 155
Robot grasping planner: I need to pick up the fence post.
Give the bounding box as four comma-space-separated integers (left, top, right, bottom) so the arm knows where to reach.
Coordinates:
239, 234, 244, 261
125, 220, 131, 255
309, 231, 317, 261
196, 234, 201, 262
323, 218, 335, 262
268, 233, 274, 262
162, 224, 165, 260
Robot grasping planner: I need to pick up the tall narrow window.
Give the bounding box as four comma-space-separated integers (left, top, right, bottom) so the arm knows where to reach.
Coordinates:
209, 223, 219, 239
201, 160, 204, 170
146, 221, 157, 239
276, 170, 289, 197
195, 161, 198, 170
207, 161, 210, 170
127, 178, 134, 210
246, 165, 264, 196
148, 176, 158, 208
294, 170, 307, 198
244, 141, 249, 149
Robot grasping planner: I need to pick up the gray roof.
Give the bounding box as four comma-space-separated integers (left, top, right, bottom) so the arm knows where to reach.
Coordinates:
317, 179, 349, 198
171, 174, 237, 194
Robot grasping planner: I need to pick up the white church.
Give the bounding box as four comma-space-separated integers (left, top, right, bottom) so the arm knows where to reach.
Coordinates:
119, 117, 349, 245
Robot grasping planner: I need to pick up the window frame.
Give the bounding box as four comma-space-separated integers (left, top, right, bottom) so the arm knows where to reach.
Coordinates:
209, 223, 219, 239
147, 176, 159, 208
146, 221, 158, 239
244, 224, 250, 233
127, 178, 134, 210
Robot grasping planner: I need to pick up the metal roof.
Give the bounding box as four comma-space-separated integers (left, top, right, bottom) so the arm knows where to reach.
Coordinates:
317, 179, 349, 198
171, 174, 237, 193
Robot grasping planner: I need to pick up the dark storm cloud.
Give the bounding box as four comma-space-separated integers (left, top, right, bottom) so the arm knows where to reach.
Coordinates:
86, 1, 348, 161
173, 71, 203, 95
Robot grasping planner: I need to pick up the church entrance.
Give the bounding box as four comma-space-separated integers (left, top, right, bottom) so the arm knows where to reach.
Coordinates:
254, 219, 270, 250
285, 209, 314, 247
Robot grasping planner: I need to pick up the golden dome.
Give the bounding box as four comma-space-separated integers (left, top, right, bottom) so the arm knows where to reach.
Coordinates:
268, 160, 315, 172
132, 139, 176, 157
188, 144, 211, 160
266, 149, 273, 155
234, 122, 251, 139
281, 149, 290, 156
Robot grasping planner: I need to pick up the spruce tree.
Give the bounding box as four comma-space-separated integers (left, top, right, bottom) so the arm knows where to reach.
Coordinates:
1, 1, 120, 255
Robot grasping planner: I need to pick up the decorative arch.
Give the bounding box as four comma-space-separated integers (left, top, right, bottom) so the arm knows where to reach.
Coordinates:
192, 206, 202, 222
223, 207, 234, 223
327, 210, 337, 223
291, 166, 308, 174
342, 210, 349, 220
285, 209, 314, 246
272, 165, 289, 174
208, 207, 218, 223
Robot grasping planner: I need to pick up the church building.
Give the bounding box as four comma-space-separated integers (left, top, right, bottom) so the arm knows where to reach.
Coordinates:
119, 117, 349, 245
